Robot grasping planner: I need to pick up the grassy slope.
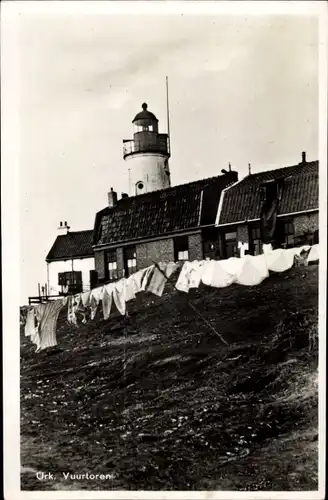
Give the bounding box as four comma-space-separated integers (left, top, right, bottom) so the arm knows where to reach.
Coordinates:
20, 265, 319, 491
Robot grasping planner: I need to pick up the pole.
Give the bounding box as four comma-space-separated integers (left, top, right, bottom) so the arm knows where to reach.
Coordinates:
166, 76, 171, 155
46, 262, 50, 297
71, 257, 74, 294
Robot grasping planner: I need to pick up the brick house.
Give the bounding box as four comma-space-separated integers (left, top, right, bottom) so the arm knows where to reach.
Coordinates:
92, 171, 238, 284
215, 153, 319, 258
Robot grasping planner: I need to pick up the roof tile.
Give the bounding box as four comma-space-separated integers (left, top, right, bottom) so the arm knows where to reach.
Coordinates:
46, 230, 94, 261
218, 161, 318, 225
94, 173, 237, 246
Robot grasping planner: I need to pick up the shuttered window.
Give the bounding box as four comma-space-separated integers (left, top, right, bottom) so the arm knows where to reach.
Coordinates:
174, 235, 189, 261
250, 226, 262, 256
106, 250, 118, 281
58, 271, 82, 293
124, 246, 137, 276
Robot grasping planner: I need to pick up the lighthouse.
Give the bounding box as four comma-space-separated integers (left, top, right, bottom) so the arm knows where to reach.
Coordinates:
123, 103, 171, 196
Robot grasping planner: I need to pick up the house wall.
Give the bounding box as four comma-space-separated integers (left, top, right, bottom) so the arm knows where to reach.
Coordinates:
47, 257, 95, 294
94, 251, 106, 280
136, 238, 175, 269
94, 231, 205, 280
216, 211, 319, 259
188, 233, 203, 261
237, 224, 249, 244
292, 211, 319, 236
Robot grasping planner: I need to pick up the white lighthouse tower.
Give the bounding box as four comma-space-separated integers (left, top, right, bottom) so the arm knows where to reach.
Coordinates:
123, 102, 171, 196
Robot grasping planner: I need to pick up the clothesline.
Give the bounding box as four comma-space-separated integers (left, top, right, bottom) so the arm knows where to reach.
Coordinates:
23, 243, 319, 354
152, 260, 229, 345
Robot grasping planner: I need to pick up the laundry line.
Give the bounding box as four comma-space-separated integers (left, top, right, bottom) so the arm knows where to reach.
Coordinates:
22, 243, 319, 354
152, 260, 229, 346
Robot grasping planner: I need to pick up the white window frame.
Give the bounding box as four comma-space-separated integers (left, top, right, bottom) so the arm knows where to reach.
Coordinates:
178, 250, 189, 261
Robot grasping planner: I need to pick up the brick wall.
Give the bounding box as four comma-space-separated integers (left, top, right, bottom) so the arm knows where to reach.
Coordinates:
188, 233, 203, 261
136, 238, 174, 269
237, 224, 249, 244
293, 212, 319, 236
94, 250, 106, 280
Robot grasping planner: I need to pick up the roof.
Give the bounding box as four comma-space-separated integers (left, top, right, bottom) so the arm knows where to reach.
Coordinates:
133, 103, 158, 123
217, 161, 318, 226
93, 172, 238, 247
46, 230, 94, 262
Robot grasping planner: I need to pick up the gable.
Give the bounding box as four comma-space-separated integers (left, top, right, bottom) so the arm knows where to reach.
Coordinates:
218, 161, 318, 226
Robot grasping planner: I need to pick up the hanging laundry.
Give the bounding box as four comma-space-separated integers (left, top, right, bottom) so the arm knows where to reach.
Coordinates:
176, 261, 205, 293
165, 262, 179, 279
147, 262, 169, 297
264, 248, 295, 273
202, 258, 244, 288
90, 286, 104, 320
75, 290, 91, 324
124, 277, 137, 302
308, 244, 319, 263
112, 279, 126, 315
262, 243, 273, 255
67, 294, 81, 326
28, 309, 41, 351
238, 241, 249, 258
201, 260, 215, 287
208, 260, 237, 288
189, 261, 206, 289
34, 297, 67, 352
24, 307, 37, 337
175, 261, 192, 293
235, 254, 269, 287
102, 283, 114, 320
81, 291, 91, 308
131, 265, 155, 293
220, 257, 245, 277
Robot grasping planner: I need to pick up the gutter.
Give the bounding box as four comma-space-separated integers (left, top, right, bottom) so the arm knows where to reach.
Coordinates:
46, 254, 94, 263
216, 208, 319, 228
92, 223, 218, 251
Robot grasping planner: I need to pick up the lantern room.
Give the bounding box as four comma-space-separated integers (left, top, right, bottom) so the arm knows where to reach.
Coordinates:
122, 102, 171, 196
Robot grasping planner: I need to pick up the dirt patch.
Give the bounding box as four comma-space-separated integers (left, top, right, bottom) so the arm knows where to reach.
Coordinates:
20, 265, 319, 491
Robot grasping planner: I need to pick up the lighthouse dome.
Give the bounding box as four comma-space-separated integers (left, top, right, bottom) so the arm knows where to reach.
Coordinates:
132, 103, 158, 124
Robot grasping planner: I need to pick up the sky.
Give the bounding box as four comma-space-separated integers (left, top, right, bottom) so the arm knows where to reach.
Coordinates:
16, 9, 319, 305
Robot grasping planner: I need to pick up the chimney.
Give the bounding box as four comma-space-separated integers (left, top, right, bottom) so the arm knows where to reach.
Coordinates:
248, 163, 252, 175
222, 166, 238, 184
108, 187, 118, 208
301, 151, 307, 164
121, 192, 129, 199
58, 221, 70, 235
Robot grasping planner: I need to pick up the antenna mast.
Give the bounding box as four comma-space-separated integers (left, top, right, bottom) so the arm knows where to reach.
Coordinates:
166, 76, 171, 155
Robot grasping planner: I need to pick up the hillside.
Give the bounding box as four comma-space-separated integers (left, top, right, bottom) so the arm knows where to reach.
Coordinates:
20, 264, 319, 491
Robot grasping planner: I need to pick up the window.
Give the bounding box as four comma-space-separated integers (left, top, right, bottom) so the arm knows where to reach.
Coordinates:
137, 182, 144, 191
224, 231, 238, 258
58, 271, 82, 294
106, 250, 118, 281
124, 246, 137, 277
174, 235, 189, 261
250, 226, 262, 256
284, 222, 294, 248
178, 250, 189, 261
89, 270, 98, 289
